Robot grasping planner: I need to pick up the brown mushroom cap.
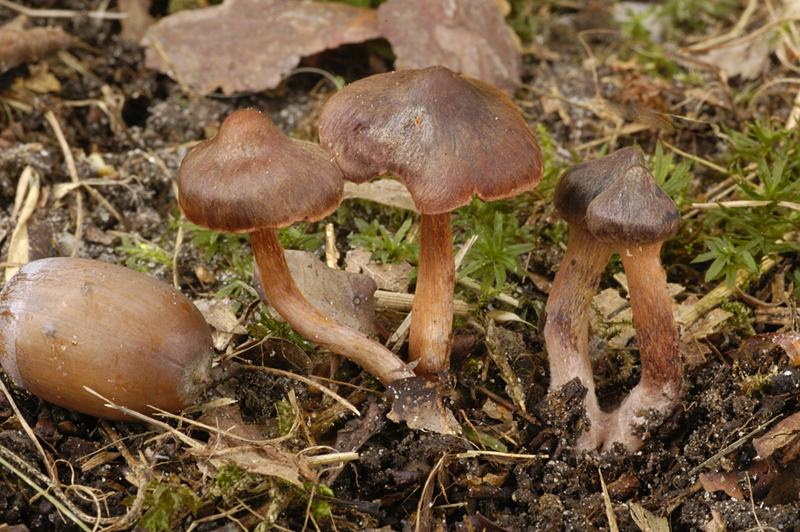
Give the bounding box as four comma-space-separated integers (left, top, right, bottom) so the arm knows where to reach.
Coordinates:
318, 65, 543, 215
586, 164, 680, 244
179, 109, 344, 233
553, 146, 645, 232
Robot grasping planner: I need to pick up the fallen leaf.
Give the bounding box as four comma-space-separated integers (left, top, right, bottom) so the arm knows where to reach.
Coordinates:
699, 459, 776, 500
344, 179, 417, 212
754, 411, 800, 464
142, 0, 380, 95
23, 63, 61, 93
386, 376, 460, 435
118, 0, 155, 42
735, 332, 800, 367
376, 0, 521, 95
629, 502, 669, 532
696, 37, 770, 81
194, 403, 317, 486
361, 260, 412, 293
194, 298, 248, 351
703, 509, 726, 532
344, 247, 371, 274
254, 250, 378, 335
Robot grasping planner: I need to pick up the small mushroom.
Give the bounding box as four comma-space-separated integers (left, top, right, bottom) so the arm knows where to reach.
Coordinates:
179, 109, 414, 385
545, 147, 643, 448
586, 162, 681, 450
319, 65, 543, 378
545, 147, 682, 451
0, 258, 215, 420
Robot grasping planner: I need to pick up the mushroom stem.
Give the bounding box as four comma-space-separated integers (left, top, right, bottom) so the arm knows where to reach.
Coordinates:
543, 226, 615, 447
250, 229, 416, 385
613, 242, 682, 437
408, 212, 454, 378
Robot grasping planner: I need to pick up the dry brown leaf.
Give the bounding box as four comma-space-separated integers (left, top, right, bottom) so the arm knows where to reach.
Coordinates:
254, 250, 378, 335
376, 0, 521, 95
629, 502, 669, 532
194, 403, 317, 485
23, 63, 61, 93
142, 0, 380, 95
361, 261, 412, 293
753, 411, 800, 464
343, 179, 417, 212
735, 332, 800, 367
118, 0, 156, 42
696, 37, 770, 81
699, 459, 776, 500
386, 376, 459, 435
194, 298, 248, 351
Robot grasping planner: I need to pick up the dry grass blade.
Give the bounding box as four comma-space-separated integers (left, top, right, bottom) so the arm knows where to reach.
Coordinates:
5, 165, 39, 280
45, 110, 82, 256
691, 200, 800, 212
598, 468, 620, 532
675, 257, 779, 330
629, 502, 670, 532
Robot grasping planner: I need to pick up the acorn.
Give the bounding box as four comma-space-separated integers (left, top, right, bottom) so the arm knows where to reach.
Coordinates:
0, 258, 215, 421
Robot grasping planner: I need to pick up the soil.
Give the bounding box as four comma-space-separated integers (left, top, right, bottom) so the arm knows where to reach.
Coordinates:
0, 1, 799, 531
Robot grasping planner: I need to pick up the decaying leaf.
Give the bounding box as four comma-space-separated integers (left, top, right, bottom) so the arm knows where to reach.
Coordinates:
194, 403, 317, 486
0, 17, 73, 75
699, 459, 776, 500
735, 332, 800, 367
753, 411, 800, 464
344, 179, 417, 212
118, 0, 156, 42
696, 37, 771, 81
680, 308, 734, 368
194, 298, 248, 351
376, 0, 522, 95
254, 250, 378, 335
361, 260, 413, 293
142, 0, 380, 95
387, 377, 460, 435
629, 502, 670, 532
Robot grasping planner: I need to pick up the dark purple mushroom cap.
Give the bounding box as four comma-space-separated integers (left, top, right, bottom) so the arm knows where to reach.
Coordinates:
553, 146, 645, 232
586, 164, 680, 244
318, 65, 543, 215
179, 109, 344, 234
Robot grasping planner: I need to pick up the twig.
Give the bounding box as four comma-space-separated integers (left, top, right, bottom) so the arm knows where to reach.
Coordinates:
0, 0, 127, 19
684, 0, 758, 51
173, 220, 185, 289
691, 200, 800, 213
45, 110, 82, 256
681, 15, 800, 53
675, 256, 779, 330
662, 140, 728, 174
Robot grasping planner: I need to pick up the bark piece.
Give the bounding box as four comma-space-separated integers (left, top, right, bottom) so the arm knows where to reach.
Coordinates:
376, 0, 521, 95
142, 0, 380, 95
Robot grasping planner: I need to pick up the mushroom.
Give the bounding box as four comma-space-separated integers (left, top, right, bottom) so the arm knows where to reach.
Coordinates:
545, 147, 643, 448
586, 162, 681, 450
0, 258, 215, 420
178, 109, 414, 385
319, 65, 543, 378
544, 147, 681, 451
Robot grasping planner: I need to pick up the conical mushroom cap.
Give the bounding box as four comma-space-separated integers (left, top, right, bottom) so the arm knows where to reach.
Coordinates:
585, 164, 680, 244
179, 109, 344, 234
553, 146, 645, 232
319, 65, 543, 215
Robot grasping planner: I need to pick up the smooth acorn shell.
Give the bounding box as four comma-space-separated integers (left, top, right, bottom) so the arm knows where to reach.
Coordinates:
0, 258, 215, 421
